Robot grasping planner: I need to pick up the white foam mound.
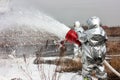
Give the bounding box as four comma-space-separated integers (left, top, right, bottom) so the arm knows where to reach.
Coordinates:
0, 76, 8, 80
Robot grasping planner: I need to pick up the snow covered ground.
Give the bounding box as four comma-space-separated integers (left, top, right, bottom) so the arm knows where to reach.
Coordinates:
0, 56, 84, 80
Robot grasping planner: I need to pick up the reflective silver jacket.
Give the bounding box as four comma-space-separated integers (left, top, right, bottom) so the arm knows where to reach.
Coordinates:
78, 26, 108, 64
74, 27, 84, 57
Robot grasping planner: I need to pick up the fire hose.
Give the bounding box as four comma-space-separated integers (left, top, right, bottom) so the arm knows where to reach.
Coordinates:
103, 60, 120, 77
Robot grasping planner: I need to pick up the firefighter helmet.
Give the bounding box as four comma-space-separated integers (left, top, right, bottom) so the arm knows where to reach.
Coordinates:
74, 21, 80, 28
87, 16, 101, 29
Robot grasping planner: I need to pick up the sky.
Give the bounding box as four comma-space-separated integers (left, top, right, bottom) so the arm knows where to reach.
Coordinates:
4, 0, 120, 26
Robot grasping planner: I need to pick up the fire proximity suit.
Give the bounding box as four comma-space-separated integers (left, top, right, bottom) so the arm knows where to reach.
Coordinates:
73, 21, 84, 58
78, 16, 108, 80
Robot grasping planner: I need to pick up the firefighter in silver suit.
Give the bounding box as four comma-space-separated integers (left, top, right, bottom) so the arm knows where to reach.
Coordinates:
73, 21, 84, 58
78, 16, 108, 80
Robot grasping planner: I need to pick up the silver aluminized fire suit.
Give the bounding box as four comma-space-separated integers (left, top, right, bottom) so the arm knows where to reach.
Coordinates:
73, 23, 84, 58
78, 26, 108, 80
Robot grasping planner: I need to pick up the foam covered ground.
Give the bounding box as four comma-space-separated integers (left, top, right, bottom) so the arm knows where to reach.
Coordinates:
0, 56, 83, 80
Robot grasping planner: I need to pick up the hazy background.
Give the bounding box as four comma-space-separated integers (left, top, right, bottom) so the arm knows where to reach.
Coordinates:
4, 0, 120, 26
